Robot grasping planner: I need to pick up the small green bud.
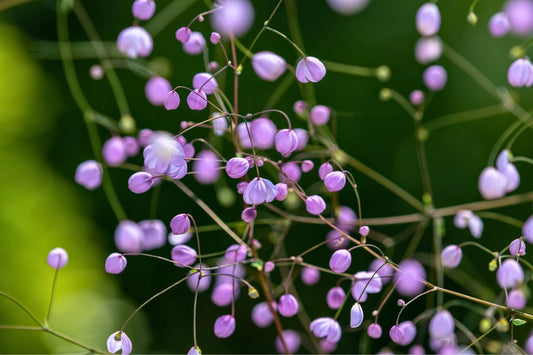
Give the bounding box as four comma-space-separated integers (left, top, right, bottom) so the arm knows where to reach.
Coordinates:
248, 287, 259, 299
512, 318, 526, 326
496, 318, 509, 332
375, 65, 391, 82
119, 115, 136, 134
467, 11, 478, 26
217, 186, 236, 207
510, 46, 525, 59
379, 88, 392, 101
479, 318, 491, 332
489, 259, 498, 271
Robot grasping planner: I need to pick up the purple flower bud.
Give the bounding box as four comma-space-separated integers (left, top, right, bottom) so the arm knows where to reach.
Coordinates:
280, 162, 301, 183
138, 128, 154, 147
128, 172, 153, 194
523, 215, 533, 243
326, 0, 370, 15
145, 77, 172, 106
274, 183, 289, 201
236, 181, 248, 194
188, 346, 201, 355
389, 325, 405, 344
507, 288, 526, 309
354, 271, 383, 294
454, 209, 473, 229
324, 171, 346, 192
170, 213, 191, 235
211, 112, 228, 136
225, 157, 249, 178
214, 315, 235, 338
429, 310, 454, 339
296, 56, 327, 83
164, 91, 180, 110
409, 90, 425, 105
264, 261, 275, 273
225, 244, 248, 263
250, 118, 277, 149
211, 283, 240, 306
336, 206, 357, 230
252, 51, 287, 81
275, 329, 301, 354
499, 162, 520, 193
105, 253, 127, 274
47, 247, 68, 269
132, 0, 155, 21
301, 266, 320, 286
329, 249, 352, 273
489, 12, 511, 37
241, 207, 257, 223
416, 3, 441, 36
123, 137, 139, 157
351, 281, 368, 302
301, 160, 314, 173
293, 100, 308, 115
505, 0, 533, 36
468, 214, 483, 238
107, 331, 132, 355
90, 64, 104, 80
117, 26, 153, 59
409, 345, 426, 355
527, 333, 533, 354
306, 195, 326, 215
510, 238, 526, 256
183, 32, 206, 55
186, 264, 211, 292
192, 72, 218, 95
310, 105, 331, 126
193, 150, 220, 184
319, 162, 334, 180
423, 65, 447, 91
171, 245, 197, 267
369, 259, 394, 284
359, 225, 369, 236
279, 294, 299, 317
139, 219, 166, 250
397, 321, 417, 346
326, 286, 346, 309
168, 230, 192, 245
368, 323, 382, 339
175, 27, 191, 43
243, 177, 278, 205
394, 259, 426, 297
350, 302, 364, 328
320, 339, 337, 353
326, 230, 349, 250
441, 245, 462, 268
210, 0, 254, 38
75, 160, 103, 190
309, 317, 342, 343
251, 301, 276, 328
210, 32, 221, 44
186, 89, 208, 111
115, 220, 143, 253
507, 58, 533, 87
478, 167, 507, 200
496, 259, 524, 289
275, 129, 299, 157
415, 36, 442, 64
294, 128, 309, 151
103, 136, 127, 166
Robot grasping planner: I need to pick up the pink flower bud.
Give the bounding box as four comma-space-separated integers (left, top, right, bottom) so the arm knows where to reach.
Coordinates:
183, 32, 206, 55
488, 12, 510, 37
350, 302, 364, 328
441, 245, 462, 268
275, 129, 299, 157
103, 136, 127, 166
310, 105, 331, 126
319, 162, 333, 180
210, 0, 254, 38
324, 171, 346, 192
114, 220, 143, 253
243, 177, 278, 205
496, 259, 524, 289
210, 32, 221, 44
293, 100, 308, 116
409, 90, 425, 105
306, 195, 326, 215
278, 294, 299, 317
132, 0, 155, 21
326, 287, 346, 309
397, 321, 417, 346
296, 56, 327, 83
359, 225, 369, 236
367, 323, 382, 339
90, 64, 104, 80
145, 77, 172, 106
252, 51, 287, 81
510, 238, 526, 256
274, 183, 288, 201
171, 245, 197, 267
192, 72, 218, 95
478, 167, 507, 200
280, 162, 301, 183
225, 244, 248, 263
416, 3, 441, 36
186, 264, 211, 292
236, 181, 248, 194
301, 266, 320, 286
301, 160, 314, 173
394, 259, 426, 297
523, 215, 533, 243
175, 27, 191, 43
423, 65, 447, 91
170, 213, 191, 235
264, 261, 275, 273
47, 247, 68, 269
225, 157, 249, 178
414, 36, 442, 64
128, 172, 153, 194
275, 329, 301, 354
105, 253, 127, 274
75, 160, 103, 190
107, 331, 132, 355
326, 0, 370, 15
164, 91, 180, 110
117, 26, 153, 59
504, 0, 533, 36
187, 89, 208, 111
252, 301, 276, 327
329, 249, 352, 273
429, 310, 454, 339
507, 288, 526, 309
214, 315, 236, 338
389, 325, 405, 344
507, 58, 533, 87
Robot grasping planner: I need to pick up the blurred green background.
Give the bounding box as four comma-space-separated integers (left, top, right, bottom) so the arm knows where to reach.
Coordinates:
0, 0, 532, 353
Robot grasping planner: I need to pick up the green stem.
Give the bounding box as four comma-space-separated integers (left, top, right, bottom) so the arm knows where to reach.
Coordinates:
45, 268, 59, 326
475, 211, 524, 228
0, 291, 43, 327
422, 104, 506, 132
144, 0, 199, 36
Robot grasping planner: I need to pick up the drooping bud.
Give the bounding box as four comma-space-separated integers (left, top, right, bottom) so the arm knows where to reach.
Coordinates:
252, 51, 287, 81
278, 293, 299, 317
75, 160, 103, 190
105, 253, 127, 274
295, 57, 327, 83
329, 249, 352, 273
47, 247, 68, 269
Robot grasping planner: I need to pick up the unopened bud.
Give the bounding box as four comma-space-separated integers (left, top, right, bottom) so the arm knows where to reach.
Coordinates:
467, 11, 478, 26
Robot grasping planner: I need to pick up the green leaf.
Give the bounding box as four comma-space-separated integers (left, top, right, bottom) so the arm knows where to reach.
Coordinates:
512, 318, 526, 326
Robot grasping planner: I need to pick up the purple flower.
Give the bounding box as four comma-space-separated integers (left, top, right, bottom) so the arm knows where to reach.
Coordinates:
441, 245, 462, 268
236, 181, 248, 194
310, 105, 330, 126
489, 12, 510, 37
243, 177, 278, 205
211, 283, 239, 306
499, 162, 520, 193
367, 323, 382, 339
280, 162, 301, 183
139, 219, 166, 250
326, 230, 350, 250
187, 346, 201, 355
145, 77, 172, 106
274, 183, 288, 201
115, 220, 143, 253
293, 100, 308, 115
275, 129, 299, 157
225, 244, 248, 263
350, 280, 368, 302
132, 0, 155, 21
294, 128, 309, 150
138, 128, 154, 147
171, 245, 197, 267
275, 329, 301, 354
212, 112, 228, 136
319, 162, 333, 180
295, 57, 327, 83
252, 51, 287, 81
192, 72, 218, 95
241, 207, 257, 223
409, 90, 425, 105
354, 271, 383, 294
117, 26, 153, 59
359, 225, 369, 236
336, 206, 357, 230
90, 65, 103, 80
193, 150, 221, 184
225, 157, 249, 178
306, 195, 326, 215
186, 264, 211, 292
389, 325, 405, 344
496, 259, 524, 289
182, 31, 206, 55
478, 167, 507, 200
397, 321, 417, 346
394, 259, 426, 297
164, 91, 180, 110
107, 331, 132, 355
103, 136, 127, 166
301, 266, 320, 286
47, 247, 68, 269
264, 261, 275, 273
214, 315, 236, 338
350, 302, 364, 328
326, 0, 370, 15
507, 58, 533, 87
75, 160, 103, 190
510, 238, 526, 256
210, 0, 254, 38
416, 3, 441, 37
423, 65, 447, 91
123, 137, 139, 157
523, 215, 533, 243
504, 0, 533, 36
324, 171, 346, 192
170, 213, 191, 235
368, 258, 394, 284
309, 317, 342, 343
414, 36, 442, 64
252, 302, 276, 328
187, 89, 208, 111
128, 172, 153, 194
329, 249, 352, 273
429, 310, 454, 339
168, 231, 193, 246
210, 32, 221, 44
507, 289, 526, 309
250, 118, 278, 149
326, 286, 346, 309
175, 27, 191, 43
301, 160, 314, 173
278, 294, 299, 317
105, 253, 127, 274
